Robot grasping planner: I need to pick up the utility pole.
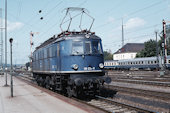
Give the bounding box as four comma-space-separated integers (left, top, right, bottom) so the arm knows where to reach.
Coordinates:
155, 31, 159, 70
4, 0, 8, 86
0, 8, 3, 73
122, 18, 124, 47
162, 20, 167, 69
9, 38, 13, 97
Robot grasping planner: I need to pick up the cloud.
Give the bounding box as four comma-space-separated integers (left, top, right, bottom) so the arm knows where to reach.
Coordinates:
7, 21, 24, 31
106, 17, 115, 24
125, 17, 146, 29
168, 4, 170, 11
0, 18, 24, 32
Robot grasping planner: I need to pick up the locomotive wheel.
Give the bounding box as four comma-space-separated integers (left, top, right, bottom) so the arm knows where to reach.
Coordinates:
67, 86, 77, 97
67, 86, 73, 97
45, 76, 50, 89
39, 77, 43, 86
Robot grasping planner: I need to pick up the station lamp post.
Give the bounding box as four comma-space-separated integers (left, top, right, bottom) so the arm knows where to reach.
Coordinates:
9, 38, 13, 97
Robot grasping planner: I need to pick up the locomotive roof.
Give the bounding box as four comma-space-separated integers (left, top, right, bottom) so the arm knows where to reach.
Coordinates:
35, 30, 100, 50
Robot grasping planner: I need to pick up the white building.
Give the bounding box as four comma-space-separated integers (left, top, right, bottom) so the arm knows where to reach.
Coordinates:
113, 43, 144, 60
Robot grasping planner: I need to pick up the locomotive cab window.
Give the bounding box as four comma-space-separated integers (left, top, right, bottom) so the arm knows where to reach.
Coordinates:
85, 41, 92, 54
72, 41, 83, 55
92, 41, 102, 54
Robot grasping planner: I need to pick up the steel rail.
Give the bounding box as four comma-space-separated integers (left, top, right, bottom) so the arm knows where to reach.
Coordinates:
95, 95, 156, 113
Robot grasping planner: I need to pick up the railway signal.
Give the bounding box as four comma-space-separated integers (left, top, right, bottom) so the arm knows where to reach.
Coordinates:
160, 20, 170, 76
30, 31, 39, 71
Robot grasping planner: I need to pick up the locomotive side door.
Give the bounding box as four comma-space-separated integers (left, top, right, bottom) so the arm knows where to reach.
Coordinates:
57, 43, 61, 71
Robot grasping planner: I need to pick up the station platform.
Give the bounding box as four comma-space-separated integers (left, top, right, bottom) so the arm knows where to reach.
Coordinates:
0, 74, 100, 113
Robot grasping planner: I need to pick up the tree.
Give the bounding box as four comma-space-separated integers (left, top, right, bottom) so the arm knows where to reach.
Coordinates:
25, 62, 30, 70
136, 39, 157, 58
104, 51, 113, 60
136, 27, 170, 58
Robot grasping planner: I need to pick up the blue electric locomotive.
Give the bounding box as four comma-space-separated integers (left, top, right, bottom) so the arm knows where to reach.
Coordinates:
32, 7, 111, 97
32, 30, 107, 97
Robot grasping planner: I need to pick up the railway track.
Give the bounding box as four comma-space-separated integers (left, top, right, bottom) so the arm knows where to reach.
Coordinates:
14, 73, 155, 113
111, 78, 170, 87
107, 83, 170, 101
87, 95, 155, 113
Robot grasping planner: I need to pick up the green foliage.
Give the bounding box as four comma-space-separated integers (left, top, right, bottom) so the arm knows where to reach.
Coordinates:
104, 51, 113, 60
136, 39, 157, 58
136, 28, 170, 58
25, 62, 30, 70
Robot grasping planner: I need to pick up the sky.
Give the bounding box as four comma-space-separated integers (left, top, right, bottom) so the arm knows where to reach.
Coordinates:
0, 0, 170, 64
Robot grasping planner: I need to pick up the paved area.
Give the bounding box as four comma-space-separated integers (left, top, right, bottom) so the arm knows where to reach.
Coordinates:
0, 74, 88, 113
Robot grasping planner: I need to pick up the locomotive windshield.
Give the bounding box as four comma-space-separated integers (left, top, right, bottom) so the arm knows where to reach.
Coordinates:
85, 41, 92, 54
92, 41, 102, 54
72, 40, 102, 55
72, 41, 84, 55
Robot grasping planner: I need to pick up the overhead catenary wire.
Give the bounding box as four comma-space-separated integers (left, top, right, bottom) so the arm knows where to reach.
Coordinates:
77, 0, 87, 7
125, 24, 162, 35
97, 0, 166, 50
14, 0, 58, 35
95, 0, 165, 30
16, 0, 22, 21
105, 33, 155, 46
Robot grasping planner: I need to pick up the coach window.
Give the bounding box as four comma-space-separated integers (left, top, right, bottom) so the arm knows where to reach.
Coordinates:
47, 48, 50, 57
36, 53, 38, 60
49, 47, 52, 57
44, 49, 47, 58
169, 60, 170, 63
42, 50, 44, 59
52, 46, 56, 57
38, 51, 40, 60
41, 50, 43, 59
85, 41, 92, 54
40, 50, 42, 59
39, 51, 41, 59
72, 41, 83, 55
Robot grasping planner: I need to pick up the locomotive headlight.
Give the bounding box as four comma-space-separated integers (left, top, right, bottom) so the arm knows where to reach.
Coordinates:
72, 64, 79, 70
99, 63, 104, 69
